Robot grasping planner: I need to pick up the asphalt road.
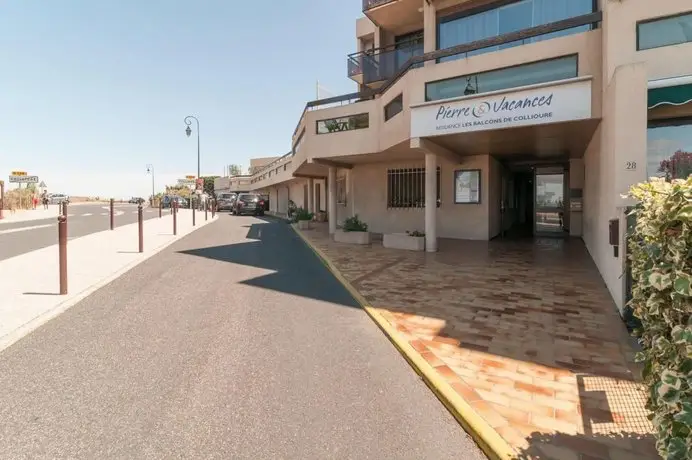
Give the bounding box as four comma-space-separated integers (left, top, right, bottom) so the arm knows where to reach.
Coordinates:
0, 214, 486, 460
0, 203, 164, 261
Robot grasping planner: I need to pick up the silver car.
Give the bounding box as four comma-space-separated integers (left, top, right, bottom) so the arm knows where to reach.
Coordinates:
216, 192, 236, 211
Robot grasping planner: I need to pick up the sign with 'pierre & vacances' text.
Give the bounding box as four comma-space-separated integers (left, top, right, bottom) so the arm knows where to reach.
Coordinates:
410, 78, 592, 138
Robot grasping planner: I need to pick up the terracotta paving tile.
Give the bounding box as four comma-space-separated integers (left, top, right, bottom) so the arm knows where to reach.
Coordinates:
516, 381, 556, 398
299, 226, 657, 460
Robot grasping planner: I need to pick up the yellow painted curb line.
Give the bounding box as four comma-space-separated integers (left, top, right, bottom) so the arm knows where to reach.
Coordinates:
291, 225, 516, 460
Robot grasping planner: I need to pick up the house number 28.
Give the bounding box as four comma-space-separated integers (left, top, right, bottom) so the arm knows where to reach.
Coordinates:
625, 161, 637, 170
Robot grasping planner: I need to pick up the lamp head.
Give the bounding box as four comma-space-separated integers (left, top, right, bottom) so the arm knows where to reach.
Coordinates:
185, 125, 192, 137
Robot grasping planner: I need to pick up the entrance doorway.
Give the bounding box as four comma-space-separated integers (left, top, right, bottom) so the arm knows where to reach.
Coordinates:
534, 167, 567, 236
500, 163, 568, 238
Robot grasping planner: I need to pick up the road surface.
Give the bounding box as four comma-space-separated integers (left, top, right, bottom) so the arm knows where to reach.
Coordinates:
0, 203, 166, 261
0, 214, 485, 460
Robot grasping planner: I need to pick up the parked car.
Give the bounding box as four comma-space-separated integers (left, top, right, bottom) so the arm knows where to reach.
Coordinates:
128, 197, 145, 204
231, 193, 265, 216
49, 194, 70, 205
162, 195, 188, 209
216, 192, 237, 211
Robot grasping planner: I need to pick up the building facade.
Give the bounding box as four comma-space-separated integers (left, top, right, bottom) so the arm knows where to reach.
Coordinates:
243, 0, 692, 314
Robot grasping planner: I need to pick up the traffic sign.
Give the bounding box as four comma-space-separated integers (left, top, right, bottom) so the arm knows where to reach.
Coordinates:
11, 171, 26, 176
178, 178, 195, 186
185, 175, 196, 180
9, 175, 38, 184
39, 181, 47, 188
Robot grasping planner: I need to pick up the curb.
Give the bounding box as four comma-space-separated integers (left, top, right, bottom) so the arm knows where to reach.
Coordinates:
291, 224, 516, 460
0, 215, 219, 353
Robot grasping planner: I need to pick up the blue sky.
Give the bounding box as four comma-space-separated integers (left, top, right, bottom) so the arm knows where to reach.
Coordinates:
0, 0, 361, 198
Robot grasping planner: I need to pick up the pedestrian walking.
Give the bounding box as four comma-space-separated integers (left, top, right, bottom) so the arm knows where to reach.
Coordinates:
32, 194, 38, 210
41, 191, 49, 210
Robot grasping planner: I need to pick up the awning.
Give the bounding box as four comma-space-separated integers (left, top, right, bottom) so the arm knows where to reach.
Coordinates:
648, 75, 692, 109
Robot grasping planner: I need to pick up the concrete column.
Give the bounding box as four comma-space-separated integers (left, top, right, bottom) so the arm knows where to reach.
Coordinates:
308, 178, 315, 213
425, 152, 437, 252
423, 0, 437, 68
328, 167, 337, 235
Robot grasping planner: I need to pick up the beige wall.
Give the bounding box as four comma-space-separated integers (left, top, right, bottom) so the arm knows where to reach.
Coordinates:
345, 154, 490, 239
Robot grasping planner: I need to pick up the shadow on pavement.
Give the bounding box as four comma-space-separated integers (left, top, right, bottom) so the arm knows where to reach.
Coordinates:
177, 219, 360, 308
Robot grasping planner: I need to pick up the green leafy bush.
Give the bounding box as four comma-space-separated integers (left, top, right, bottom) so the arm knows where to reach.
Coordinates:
629, 177, 692, 459
342, 215, 368, 232
293, 207, 313, 222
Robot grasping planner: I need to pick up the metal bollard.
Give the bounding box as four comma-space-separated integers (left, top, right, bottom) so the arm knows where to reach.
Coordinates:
58, 214, 68, 295
205, 200, 208, 221
62, 200, 68, 217
192, 199, 196, 226
110, 198, 114, 230
0, 180, 5, 220
211, 200, 215, 219
159, 199, 162, 218
173, 201, 177, 235
138, 203, 144, 253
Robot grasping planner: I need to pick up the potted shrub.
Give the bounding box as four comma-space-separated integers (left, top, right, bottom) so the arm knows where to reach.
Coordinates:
334, 215, 370, 245
383, 230, 425, 251
293, 207, 314, 230
315, 210, 327, 223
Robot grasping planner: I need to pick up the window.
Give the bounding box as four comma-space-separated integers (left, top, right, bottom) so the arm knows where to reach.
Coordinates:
647, 118, 692, 180
638, 12, 692, 51
425, 55, 577, 101
387, 167, 441, 208
437, 0, 595, 63
336, 177, 347, 205
316, 113, 369, 134
384, 94, 403, 121
293, 129, 305, 155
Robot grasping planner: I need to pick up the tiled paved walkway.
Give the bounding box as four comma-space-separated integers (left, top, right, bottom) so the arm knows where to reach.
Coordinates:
299, 224, 658, 460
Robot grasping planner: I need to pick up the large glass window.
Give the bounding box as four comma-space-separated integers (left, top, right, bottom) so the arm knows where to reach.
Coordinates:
316, 113, 369, 134
647, 119, 692, 180
638, 13, 692, 51
425, 55, 577, 102
438, 0, 594, 63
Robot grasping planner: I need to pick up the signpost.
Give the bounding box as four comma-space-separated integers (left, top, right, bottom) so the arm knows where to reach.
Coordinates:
9, 171, 39, 184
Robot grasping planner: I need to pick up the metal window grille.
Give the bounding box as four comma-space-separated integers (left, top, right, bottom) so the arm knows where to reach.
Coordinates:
336, 177, 347, 205
387, 167, 440, 208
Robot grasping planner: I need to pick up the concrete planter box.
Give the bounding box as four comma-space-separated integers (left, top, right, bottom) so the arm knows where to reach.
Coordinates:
297, 220, 311, 230
383, 233, 425, 251
334, 230, 370, 245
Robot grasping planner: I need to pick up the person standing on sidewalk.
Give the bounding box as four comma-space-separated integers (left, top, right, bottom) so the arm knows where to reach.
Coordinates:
32, 194, 38, 210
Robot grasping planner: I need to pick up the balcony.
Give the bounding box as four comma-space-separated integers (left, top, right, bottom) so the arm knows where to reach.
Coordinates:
347, 37, 424, 87
362, 0, 421, 30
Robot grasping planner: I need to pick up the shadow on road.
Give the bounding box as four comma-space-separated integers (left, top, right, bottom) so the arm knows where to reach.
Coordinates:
177, 219, 360, 308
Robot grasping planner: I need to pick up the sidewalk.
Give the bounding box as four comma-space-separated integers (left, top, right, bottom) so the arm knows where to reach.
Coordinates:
0, 206, 60, 224
294, 223, 657, 460
0, 209, 216, 351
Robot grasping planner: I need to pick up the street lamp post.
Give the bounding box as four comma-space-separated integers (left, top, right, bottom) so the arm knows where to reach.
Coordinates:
146, 164, 155, 207
184, 116, 200, 179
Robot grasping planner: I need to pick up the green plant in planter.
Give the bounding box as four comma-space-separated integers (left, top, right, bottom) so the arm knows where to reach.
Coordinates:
406, 230, 425, 237
628, 177, 692, 460
292, 207, 314, 222
342, 215, 368, 232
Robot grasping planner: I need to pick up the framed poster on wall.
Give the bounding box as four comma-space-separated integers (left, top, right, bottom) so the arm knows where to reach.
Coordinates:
454, 169, 481, 204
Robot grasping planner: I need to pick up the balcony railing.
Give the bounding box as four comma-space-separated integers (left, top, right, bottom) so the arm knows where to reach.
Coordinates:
362, 0, 396, 11
347, 37, 424, 85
